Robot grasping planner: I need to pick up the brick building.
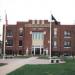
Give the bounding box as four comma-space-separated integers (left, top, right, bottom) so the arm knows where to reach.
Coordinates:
3, 20, 75, 56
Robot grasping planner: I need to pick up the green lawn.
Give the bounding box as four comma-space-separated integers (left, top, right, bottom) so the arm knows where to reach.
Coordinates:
7, 59, 75, 75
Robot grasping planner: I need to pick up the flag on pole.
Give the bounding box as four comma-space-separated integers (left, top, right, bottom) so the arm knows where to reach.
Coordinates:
51, 14, 58, 24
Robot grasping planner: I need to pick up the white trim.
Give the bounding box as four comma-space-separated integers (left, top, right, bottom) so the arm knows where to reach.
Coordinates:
19, 46, 22, 47
30, 31, 32, 34
64, 47, 71, 48
40, 46, 41, 55
32, 20, 35, 24
42, 20, 44, 24
37, 20, 40, 24
6, 36, 13, 37
34, 46, 35, 55
6, 46, 13, 47
32, 45, 43, 55
43, 31, 46, 35
64, 37, 71, 38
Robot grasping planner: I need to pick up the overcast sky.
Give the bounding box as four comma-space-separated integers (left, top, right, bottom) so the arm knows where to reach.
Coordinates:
0, 0, 75, 40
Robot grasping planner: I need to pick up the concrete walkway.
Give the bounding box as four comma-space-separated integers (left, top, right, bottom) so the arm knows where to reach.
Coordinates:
0, 57, 65, 75
0, 57, 39, 75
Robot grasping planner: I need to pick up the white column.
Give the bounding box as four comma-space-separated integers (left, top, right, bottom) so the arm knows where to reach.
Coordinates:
34, 47, 35, 55
40, 46, 41, 55
26, 48, 28, 56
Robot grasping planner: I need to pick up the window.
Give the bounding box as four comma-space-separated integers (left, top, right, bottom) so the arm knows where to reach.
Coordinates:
64, 31, 71, 37
42, 20, 44, 24
53, 40, 57, 48
54, 28, 57, 38
32, 20, 35, 24
19, 40, 22, 46
6, 30, 13, 36
64, 41, 71, 48
32, 32, 44, 40
19, 28, 23, 36
37, 20, 40, 24
6, 39, 13, 46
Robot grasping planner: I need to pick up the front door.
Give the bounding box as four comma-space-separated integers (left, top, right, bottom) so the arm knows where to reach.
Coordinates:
32, 45, 43, 55
35, 48, 40, 55
32, 32, 44, 55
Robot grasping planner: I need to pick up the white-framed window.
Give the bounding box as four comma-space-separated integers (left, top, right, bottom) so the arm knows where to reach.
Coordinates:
37, 20, 40, 24
32, 20, 35, 24
42, 20, 44, 24
32, 32, 44, 40
19, 28, 23, 36
54, 28, 57, 38
19, 40, 22, 46
64, 31, 71, 38
6, 30, 13, 37
53, 40, 57, 48
6, 39, 13, 46
64, 40, 71, 48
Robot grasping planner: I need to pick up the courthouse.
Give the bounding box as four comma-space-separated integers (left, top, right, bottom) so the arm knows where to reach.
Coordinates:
3, 20, 75, 56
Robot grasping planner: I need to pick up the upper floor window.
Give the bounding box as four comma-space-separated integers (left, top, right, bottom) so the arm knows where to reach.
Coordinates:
53, 40, 57, 48
42, 20, 44, 24
19, 40, 22, 46
19, 28, 23, 36
32, 20, 35, 24
6, 30, 13, 36
6, 39, 13, 46
54, 28, 57, 38
37, 20, 40, 24
64, 31, 71, 38
64, 40, 71, 48
32, 32, 44, 40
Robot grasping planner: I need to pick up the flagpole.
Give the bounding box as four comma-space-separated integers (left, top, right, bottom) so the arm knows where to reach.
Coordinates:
49, 14, 52, 62
3, 11, 7, 59
3, 22, 6, 59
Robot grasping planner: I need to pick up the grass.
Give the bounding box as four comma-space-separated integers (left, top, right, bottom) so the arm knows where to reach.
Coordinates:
7, 59, 75, 75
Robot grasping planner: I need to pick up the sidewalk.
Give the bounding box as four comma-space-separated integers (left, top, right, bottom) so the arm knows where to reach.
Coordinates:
0, 57, 38, 75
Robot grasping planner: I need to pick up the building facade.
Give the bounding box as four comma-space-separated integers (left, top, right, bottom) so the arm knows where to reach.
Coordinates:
3, 20, 75, 56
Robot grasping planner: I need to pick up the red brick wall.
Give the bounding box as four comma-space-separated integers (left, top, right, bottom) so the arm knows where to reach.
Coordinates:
3, 20, 75, 55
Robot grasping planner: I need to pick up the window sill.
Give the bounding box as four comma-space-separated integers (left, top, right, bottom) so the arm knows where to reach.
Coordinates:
64, 37, 71, 38
6, 46, 13, 47
64, 47, 71, 48
6, 36, 13, 37
19, 36, 23, 37
19, 46, 23, 47
53, 47, 57, 48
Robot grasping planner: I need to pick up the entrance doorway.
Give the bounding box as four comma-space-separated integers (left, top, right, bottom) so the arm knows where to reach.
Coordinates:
32, 46, 43, 55
32, 32, 44, 55
35, 48, 40, 55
